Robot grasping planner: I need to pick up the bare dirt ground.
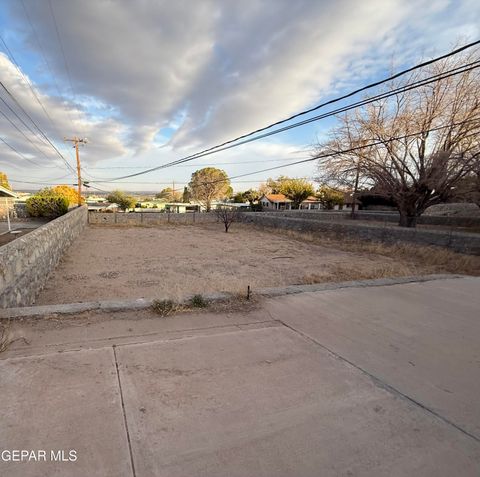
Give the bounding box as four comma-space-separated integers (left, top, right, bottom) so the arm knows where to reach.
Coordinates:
35, 223, 478, 305
0, 219, 49, 246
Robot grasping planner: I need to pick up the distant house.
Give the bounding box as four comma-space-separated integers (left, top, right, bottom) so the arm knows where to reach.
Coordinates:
164, 203, 202, 213
300, 196, 322, 210
87, 202, 118, 212
259, 194, 292, 210
136, 200, 167, 210
85, 195, 107, 204
213, 202, 250, 210
342, 192, 362, 210
134, 201, 203, 213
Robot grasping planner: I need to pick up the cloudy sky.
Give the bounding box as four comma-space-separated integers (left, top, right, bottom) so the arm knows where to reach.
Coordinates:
0, 0, 479, 192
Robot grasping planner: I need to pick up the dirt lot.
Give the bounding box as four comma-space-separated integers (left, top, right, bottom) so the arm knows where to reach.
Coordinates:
0, 229, 35, 247
36, 223, 476, 305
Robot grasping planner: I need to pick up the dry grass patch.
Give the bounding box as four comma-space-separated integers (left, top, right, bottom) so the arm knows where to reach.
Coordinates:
246, 225, 480, 277
0, 320, 30, 354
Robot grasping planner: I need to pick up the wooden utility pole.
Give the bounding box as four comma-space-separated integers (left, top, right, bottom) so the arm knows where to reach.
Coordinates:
64, 137, 87, 206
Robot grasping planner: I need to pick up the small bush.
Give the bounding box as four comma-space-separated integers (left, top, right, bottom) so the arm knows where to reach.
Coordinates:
151, 299, 179, 316
26, 189, 69, 218
189, 294, 208, 308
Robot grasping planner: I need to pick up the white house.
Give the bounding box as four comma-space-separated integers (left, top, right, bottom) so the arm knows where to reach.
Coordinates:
299, 196, 323, 210
259, 194, 292, 210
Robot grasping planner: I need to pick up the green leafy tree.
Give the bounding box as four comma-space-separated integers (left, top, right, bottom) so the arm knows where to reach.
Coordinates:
155, 187, 181, 202
106, 190, 136, 211
316, 186, 345, 209
0, 172, 11, 190
233, 192, 247, 203
188, 167, 230, 211
26, 188, 69, 218
279, 178, 315, 209
265, 175, 289, 194
233, 189, 261, 209
223, 186, 233, 200
243, 189, 260, 205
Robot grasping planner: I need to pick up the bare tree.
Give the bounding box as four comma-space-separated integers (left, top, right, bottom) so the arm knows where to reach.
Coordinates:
214, 206, 241, 232
314, 47, 480, 227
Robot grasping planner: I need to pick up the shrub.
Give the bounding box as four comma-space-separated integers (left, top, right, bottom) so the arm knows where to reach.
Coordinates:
26, 189, 69, 218
52, 185, 83, 206
106, 190, 136, 211
151, 299, 179, 316
189, 294, 208, 308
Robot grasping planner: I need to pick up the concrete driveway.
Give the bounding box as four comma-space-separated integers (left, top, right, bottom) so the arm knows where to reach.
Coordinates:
0, 276, 479, 476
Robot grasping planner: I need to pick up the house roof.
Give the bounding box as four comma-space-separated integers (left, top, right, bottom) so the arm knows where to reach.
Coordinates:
261, 194, 292, 203
0, 184, 16, 198
302, 196, 321, 203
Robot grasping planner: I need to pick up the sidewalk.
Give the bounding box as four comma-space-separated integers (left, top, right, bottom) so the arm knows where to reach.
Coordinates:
1, 277, 479, 476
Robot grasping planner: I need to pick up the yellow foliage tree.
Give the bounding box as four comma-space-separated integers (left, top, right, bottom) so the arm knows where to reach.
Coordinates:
52, 185, 84, 206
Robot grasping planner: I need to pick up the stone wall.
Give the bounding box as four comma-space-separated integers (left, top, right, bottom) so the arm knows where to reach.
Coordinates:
241, 213, 480, 255
88, 210, 480, 254
265, 210, 480, 228
0, 206, 88, 308
88, 211, 219, 225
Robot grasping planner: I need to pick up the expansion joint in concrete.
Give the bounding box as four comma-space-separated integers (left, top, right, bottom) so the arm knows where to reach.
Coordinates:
277, 319, 480, 444
112, 345, 137, 477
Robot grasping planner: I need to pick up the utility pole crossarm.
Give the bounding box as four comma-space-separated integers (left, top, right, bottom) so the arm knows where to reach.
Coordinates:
64, 136, 87, 206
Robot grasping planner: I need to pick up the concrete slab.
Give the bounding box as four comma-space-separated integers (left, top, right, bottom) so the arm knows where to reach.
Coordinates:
1, 307, 271, 359
265, 276, 480, 439
0, 348, 132, 477
115, 326, 480, 477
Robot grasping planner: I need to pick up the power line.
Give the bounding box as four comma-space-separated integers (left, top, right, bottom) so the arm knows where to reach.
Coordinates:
0, 80, 77, 173
19, 0, 78, 135
1, 26, 79, 167
87, 119, 479, 187
82, 183, 110, 194
175, 118, 480, 187
47, 0, 88, 139
0, 91, 50, 147
0, 32, 60, 138
87, 156, 312, 170
200, 40, 478, 155
13, 118, 477, 189
0, 107, 62, 163
9, 177, 77, 186
0, 136, 55, 168
97, 55, 480, 182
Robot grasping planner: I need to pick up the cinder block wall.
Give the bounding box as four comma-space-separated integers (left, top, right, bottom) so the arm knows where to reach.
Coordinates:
0, 206, 88, 308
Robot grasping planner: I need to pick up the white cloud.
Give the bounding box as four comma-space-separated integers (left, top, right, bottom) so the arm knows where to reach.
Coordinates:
2, 0, 479, 190
0, 52, 128, 181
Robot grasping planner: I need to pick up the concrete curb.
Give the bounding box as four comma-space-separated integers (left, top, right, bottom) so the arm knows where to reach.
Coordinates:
256, 274, 464, 297
0, 274, 466, 319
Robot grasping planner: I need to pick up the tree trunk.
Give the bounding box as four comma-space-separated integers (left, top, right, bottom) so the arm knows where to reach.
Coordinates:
398, 212, 417, 228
